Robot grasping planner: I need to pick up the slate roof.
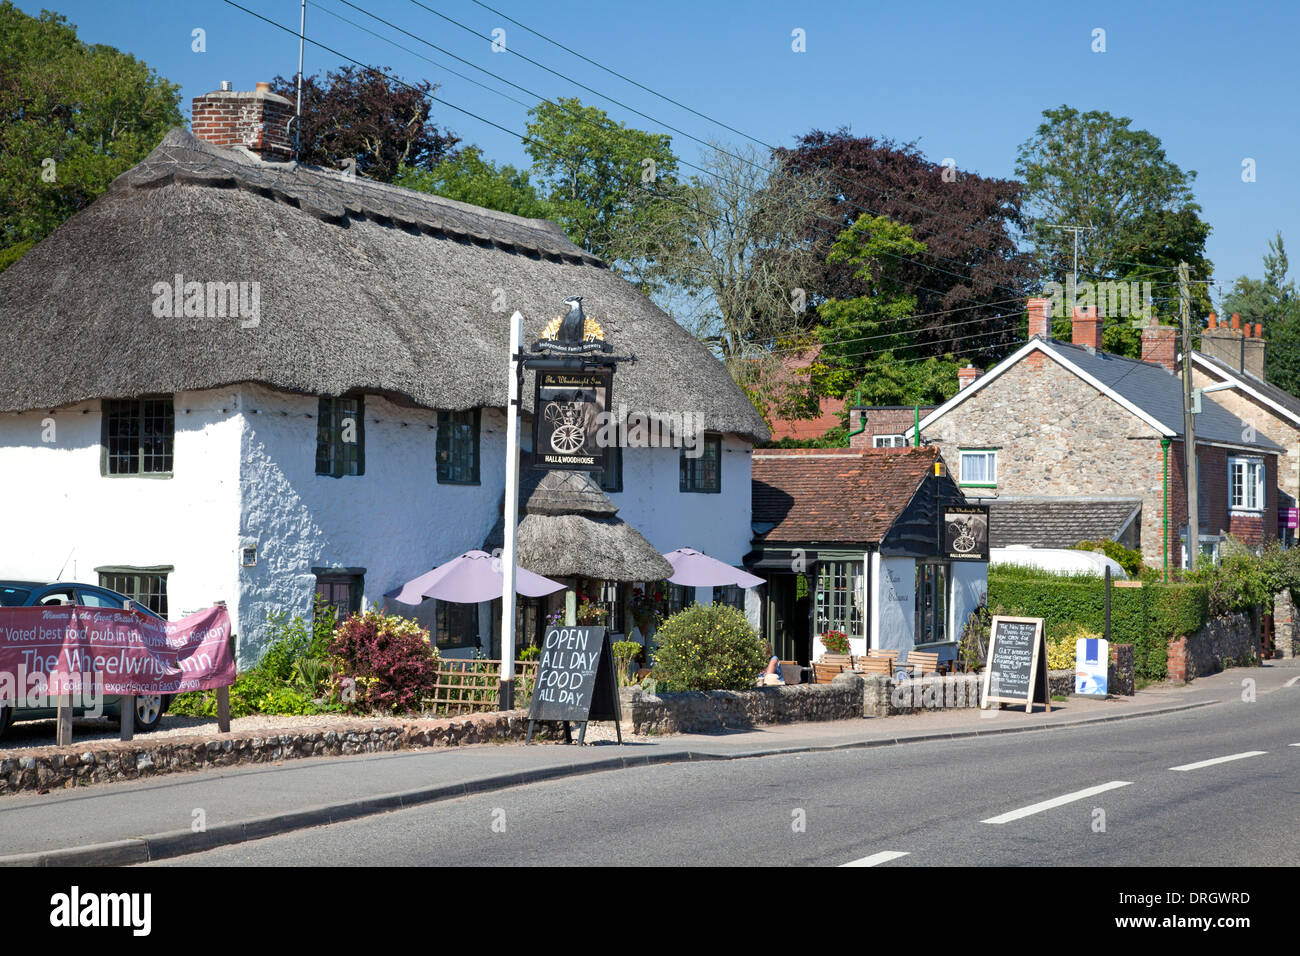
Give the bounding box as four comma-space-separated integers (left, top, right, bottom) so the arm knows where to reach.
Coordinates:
987, 496, 1142, 549
1192, 351, 1300, 423
1046, 341, 1283, 451
751, 447, 939, 545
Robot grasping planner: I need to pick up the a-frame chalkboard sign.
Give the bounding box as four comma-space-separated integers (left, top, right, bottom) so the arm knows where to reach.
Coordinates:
526, 625, 623, 745
980, 616, 1051, 714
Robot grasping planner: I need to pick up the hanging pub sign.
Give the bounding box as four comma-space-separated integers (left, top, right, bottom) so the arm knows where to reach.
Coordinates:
533, 366, 612, 472
940, 504, 990, 561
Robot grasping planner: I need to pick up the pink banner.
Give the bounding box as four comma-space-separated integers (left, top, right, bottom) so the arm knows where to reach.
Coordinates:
0, 604, 235, 700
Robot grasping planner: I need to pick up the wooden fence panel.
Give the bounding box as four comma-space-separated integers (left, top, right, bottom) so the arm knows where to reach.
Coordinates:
422, 660, 538, 715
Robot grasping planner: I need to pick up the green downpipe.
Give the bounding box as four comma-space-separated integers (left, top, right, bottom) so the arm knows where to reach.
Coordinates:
846, 387, 866, 445
1161, 438, 1171, 582
913, 405, 921, 446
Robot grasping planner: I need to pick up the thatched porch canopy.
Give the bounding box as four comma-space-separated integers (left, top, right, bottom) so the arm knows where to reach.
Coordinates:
484, 470, 673, 583
0, 128, 768, 443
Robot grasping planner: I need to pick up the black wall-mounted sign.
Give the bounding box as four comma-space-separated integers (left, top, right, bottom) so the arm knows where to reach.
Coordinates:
527, 626, 622, 744
533, 367, 612, 472
981, 615, 1050, 713
941, 505, 990, 561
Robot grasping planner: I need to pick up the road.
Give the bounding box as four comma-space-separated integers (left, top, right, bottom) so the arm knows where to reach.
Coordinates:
154, 674, 1299, 867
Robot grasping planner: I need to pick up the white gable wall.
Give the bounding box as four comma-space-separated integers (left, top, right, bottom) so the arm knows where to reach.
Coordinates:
0, 391, 242, 627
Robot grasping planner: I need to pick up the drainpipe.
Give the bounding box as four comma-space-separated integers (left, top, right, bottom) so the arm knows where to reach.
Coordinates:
913, 405, 921, 446
1161, 438, 1171, 582
846, 388, 866, 446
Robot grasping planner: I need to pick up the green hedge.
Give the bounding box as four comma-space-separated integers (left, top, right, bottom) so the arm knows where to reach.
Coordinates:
988, 570, 1208, 681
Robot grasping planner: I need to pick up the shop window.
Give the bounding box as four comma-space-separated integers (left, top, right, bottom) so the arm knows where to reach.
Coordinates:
102, 398, 174, 476
316, 396, 365, 477
914, 562, 947, 646
437, 409, 480, 484
815, 561, 864, 639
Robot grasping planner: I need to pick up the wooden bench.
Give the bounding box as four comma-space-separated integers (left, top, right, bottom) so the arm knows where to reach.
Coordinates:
905, 651, 940, 677
813, 660, 850, 684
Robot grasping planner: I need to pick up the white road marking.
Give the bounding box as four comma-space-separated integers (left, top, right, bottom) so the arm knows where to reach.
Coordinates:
1284, 675, 1300, 687
1290, 743, 1300, 748
840, 850, 910, 867
1170, 751, 1267, 772
982, 781, 1131, 825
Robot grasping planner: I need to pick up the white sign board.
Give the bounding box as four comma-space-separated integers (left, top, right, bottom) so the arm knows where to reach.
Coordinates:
1075, 637, 1109, 697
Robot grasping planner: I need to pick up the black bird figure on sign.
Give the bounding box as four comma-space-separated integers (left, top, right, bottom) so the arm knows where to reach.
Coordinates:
558, 296, 585, 344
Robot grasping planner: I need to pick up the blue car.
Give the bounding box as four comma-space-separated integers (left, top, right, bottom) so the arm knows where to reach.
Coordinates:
0, 580, 171, 739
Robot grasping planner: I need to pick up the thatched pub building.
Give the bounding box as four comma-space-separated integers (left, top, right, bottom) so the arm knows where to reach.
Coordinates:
0, 84, 768, 665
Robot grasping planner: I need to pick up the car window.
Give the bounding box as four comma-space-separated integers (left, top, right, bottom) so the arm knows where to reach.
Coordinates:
0, 587, 31, 606
77, 589, 124, 608
37, 588, 75, 606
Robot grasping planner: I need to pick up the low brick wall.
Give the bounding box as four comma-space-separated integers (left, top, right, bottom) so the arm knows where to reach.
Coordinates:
1167, 612, 1259, 683
628, 672, 863, 734
0, 711, 559, 797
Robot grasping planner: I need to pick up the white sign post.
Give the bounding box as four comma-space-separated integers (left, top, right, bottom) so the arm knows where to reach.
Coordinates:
498, 310, 524, 710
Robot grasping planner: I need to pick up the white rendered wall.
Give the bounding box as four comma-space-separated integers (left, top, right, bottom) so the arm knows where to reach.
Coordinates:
948, 561, 989, 652
235, 385, 506, 665
0, 391, 242, 627
610, 436, 753, 566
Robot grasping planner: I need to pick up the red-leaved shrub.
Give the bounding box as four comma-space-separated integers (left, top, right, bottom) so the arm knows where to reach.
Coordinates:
329, 610, 440, 713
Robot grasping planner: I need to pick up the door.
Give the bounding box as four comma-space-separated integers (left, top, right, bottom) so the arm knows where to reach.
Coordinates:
765, 574, 811, 665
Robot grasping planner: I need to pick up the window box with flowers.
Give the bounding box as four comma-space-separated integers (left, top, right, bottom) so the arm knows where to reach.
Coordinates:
819, 630, 850, 656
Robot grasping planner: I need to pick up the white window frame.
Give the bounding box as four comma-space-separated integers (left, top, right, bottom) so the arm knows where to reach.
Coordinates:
959, 449, 997, 487
873, 434, 907, 448
1228, 457, 1266, 512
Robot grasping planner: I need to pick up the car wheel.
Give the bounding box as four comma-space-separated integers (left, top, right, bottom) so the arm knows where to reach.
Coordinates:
133, 694, 165, 732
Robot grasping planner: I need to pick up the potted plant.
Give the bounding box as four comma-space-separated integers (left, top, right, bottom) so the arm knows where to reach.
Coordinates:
819, 630, 850, 656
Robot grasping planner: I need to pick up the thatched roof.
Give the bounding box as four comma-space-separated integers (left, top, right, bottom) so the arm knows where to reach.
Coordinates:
484, 470, 673, 582
0, 129, 768, 441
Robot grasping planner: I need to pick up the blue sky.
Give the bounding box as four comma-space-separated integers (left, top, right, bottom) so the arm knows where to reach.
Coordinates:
18, 0, 1299, 294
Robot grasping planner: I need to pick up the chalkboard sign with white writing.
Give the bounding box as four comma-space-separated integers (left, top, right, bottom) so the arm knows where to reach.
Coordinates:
981, 616, 1050, 713
526, 626, 622, 744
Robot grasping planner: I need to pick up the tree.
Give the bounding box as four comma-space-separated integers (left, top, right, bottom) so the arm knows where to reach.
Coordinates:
1222, 233, 1300, 393
782, 129, 1034, 360
1016, 106, 1213, 312
0, 2, 181, 264
268, 66, 458, 182
393, 148, 554, 219
523, 96, 683, 278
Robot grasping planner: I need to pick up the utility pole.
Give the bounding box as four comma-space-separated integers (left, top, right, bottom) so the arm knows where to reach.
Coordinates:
1181, 261, 1199, 572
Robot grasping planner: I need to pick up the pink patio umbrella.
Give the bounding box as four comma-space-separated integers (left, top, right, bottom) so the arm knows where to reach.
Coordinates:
385, 550, 566, 605
663, 548, 765, 589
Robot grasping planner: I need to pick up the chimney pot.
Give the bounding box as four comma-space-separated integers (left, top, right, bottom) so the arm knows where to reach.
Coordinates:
220, 80, 232, 92
1255, 322, 1264, 338
1208, 313, 1218, 329
1231, 313, 1241, 331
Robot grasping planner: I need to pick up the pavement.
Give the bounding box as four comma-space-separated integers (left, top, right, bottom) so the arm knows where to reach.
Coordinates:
1, 660, 1295, 866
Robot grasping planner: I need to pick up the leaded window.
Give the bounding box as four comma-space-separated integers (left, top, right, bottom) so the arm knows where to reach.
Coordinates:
316, 396, 365, 477
437, 409, 480, 484
680, 434, 721, 493
99, 568, 170, 617
102, 398, 174, 475
815, 561, 864, 639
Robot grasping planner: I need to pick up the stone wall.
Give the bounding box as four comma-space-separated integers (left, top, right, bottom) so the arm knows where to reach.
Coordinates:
1167, 611, 1259, 682
0, 710, 560, 797
627, 672, 863, 734
1272, 591, 1296, 659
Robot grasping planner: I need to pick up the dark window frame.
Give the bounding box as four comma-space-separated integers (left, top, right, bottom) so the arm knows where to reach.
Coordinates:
101, 397, 175, 477
437, 409, 481, 485
96, 565, 173, 618
316, 395, 366, 478
436, 599, 480, 649
313, 568, 364, 621
598, 445, 623, 493
679, 434, 722, 493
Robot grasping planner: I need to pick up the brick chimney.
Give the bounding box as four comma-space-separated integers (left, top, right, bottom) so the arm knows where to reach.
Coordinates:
192, 81, 294, 161
957, 365, 983, 390
1202, 313, 1267, 380
1028, 297, 1050, 340
1141, 319, 1177, 372
1071, 306, 1103, 352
